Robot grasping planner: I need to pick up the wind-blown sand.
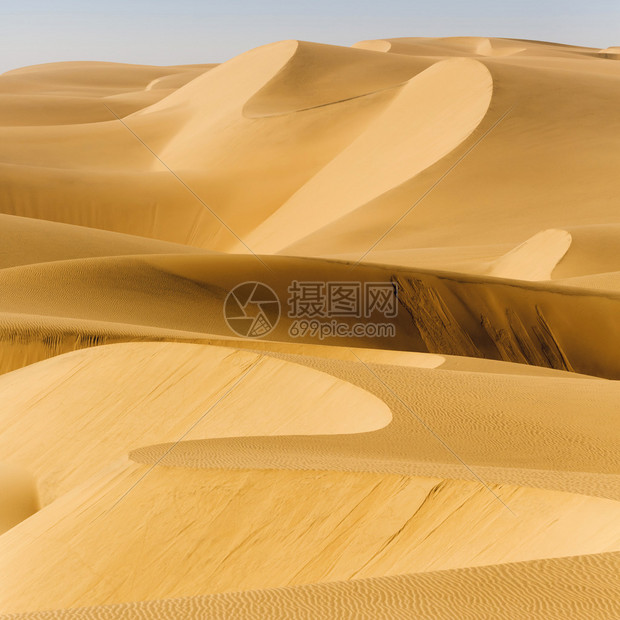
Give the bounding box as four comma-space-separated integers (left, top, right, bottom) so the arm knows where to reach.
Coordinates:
0, 36, 619, 617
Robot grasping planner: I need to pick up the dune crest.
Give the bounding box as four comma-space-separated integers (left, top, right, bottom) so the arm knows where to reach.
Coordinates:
244, 58, 493, 253
0, 35, 619, 618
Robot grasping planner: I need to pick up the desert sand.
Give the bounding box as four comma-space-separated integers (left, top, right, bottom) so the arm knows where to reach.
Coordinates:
0, 36, 619, 618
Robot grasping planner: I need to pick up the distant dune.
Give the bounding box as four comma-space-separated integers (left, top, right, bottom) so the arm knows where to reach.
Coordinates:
0, 37, 619, 618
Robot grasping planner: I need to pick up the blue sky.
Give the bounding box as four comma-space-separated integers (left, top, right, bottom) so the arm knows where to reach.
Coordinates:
1, 0, 619, 73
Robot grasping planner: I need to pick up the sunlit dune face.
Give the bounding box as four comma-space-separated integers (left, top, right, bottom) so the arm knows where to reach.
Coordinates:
0, 35, 619, 618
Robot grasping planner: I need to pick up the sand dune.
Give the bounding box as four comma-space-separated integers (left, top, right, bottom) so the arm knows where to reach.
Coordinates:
488, 229, 572, 280
0, 61, 214, 126
354, 36, 529, 58
354, 36, 601, 59
243, 41, 428, 117
0, 462, 39, 535
554, 271, 620, 293
3, 253, 620, 377
0, 310, 218, 375
130, 346, 620, 498
0, 213, 211, 269
599, 47, 620, 59
1, 336, 619, 613
9, 552, 617, 619
2, 37, 618, 256
245, 58, 492, 253
1, 36, 619, 617
0, 342, 391, 504
1, 461, 619, 613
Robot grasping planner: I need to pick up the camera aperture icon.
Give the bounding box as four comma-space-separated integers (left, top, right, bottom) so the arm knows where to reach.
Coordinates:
224, 281, 280, 338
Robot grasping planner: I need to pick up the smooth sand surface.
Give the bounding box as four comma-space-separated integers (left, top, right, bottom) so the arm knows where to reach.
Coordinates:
1, 36, 619, 617
1, 462, 620, 612
0, 343, 391, 505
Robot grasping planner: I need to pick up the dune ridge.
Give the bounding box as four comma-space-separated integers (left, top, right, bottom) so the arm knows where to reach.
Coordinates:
0, 36, 619, 617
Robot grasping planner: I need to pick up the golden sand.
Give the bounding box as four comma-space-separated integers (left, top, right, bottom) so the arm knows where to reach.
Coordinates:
0, 36, 619, 617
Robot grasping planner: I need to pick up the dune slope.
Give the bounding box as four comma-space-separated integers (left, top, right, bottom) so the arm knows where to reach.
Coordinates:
0, 36, 619, 618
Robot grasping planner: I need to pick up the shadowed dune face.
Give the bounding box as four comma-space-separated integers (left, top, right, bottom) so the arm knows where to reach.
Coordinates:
0, 462, 39, 535
1, 36, 619, 618
1, 253, 620, 378
242, 41, 429, 117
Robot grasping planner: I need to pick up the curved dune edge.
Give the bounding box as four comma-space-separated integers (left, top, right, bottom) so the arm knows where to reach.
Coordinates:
135, 39, 300, 121
132, 39, 302, 165
0, 461, 619, 613
0, 342, 391, 506
131, 442, 620, 503
488, 229, 572, 281
244, 58, 493, 253
8, 551, 618, 619
0, 462, 39, 535
110, 40, 408, 248
130, 349, 620, 500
